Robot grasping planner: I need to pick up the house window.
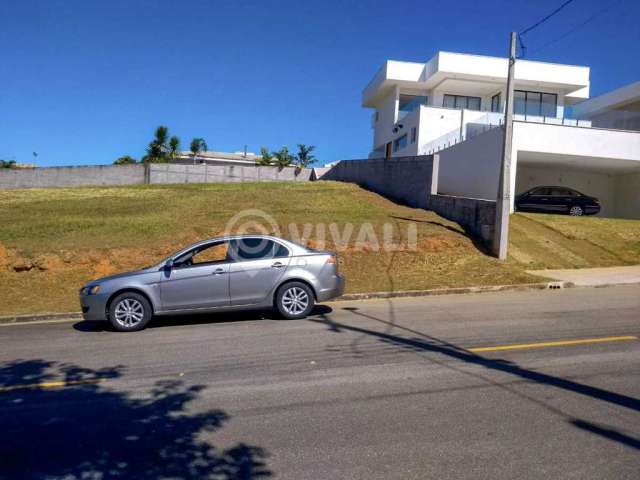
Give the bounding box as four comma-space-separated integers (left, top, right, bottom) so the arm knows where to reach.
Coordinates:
514, 90, 557, 117
410, 127, 417, 144
443, 94, 481, 111
393, 134, 408, 153
399, 94, 428, 114
491, 93, 501, 113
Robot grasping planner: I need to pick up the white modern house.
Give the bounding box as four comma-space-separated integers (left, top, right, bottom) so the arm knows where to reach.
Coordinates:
172, 150, 260, 166
363, 52, 640, 218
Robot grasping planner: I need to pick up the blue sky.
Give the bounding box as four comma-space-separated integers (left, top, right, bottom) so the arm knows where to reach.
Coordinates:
1, 0, 638, 167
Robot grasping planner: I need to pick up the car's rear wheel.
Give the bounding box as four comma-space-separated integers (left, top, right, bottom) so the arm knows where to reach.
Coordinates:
275, 282, 315, 319
569, 205, 584, 216
108, 292, 152, 332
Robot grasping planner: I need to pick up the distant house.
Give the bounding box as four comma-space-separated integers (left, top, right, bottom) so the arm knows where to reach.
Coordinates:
172, 150, 260, 167
362, 51, 640, 218
573, 81, 640, 131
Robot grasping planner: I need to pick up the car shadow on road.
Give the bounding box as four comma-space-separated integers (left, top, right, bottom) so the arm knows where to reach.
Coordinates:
0, 359, 271, 479
312, 306, 640, 451
73, 305, 333, 332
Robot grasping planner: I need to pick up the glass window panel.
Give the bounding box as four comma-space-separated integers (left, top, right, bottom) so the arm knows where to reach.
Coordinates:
393, 134, 408, 152
541, 93, 557, 117
467, 97, 481, 111
491, 93, 501, 112
443, 95, 456, 108
514, 91, 526, 115
399, 94, 428, 113
526, 92, 542, 116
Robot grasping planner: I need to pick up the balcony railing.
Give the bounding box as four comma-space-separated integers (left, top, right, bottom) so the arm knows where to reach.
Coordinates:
515, 108, 640, 132
420, 111, 504, 155
419, 107, 640, 155
513, 114, 591, 127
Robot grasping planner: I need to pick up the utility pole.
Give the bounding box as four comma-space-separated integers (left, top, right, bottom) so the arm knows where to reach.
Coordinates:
493, 31, 516, 260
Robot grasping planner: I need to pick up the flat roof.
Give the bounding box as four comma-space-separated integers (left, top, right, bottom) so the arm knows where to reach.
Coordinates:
573, 81, 640, 117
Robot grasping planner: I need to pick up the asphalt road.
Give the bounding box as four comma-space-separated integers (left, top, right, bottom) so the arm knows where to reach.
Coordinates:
1, 285, 639, 479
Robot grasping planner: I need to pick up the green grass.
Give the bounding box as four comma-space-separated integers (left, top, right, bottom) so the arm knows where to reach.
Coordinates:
509, 213, 640, 269
0, 182, 639, 316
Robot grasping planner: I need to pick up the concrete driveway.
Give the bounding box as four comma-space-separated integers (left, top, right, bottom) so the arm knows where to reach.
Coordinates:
528, 265, 640, 287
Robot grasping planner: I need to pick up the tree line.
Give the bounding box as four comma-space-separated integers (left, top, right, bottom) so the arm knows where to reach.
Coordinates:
114, 125, 317, 169
258, 144, 316, 169
0, 160, 17, 168
114, 126, 207, 165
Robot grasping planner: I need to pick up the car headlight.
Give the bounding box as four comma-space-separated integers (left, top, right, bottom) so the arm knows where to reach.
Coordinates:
81, 285, 101, 295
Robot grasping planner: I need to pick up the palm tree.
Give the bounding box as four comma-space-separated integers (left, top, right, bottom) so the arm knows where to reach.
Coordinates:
272, 146, 293, 169
295, 144, 316, 168
168, 136, 180, 160
155, 126, 168, 147
190, 138, 208, 165
144, 125, 170, 163
258, 147, 273, 166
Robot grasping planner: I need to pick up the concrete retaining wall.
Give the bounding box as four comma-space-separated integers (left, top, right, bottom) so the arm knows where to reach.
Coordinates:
322, 156, 436, 208
0, 164, 145, 189
427, 194, 496, 243
438, 127, 503, 201
323, 155, 496, 245
0, 163, 311, 189
148, 163, 311, 184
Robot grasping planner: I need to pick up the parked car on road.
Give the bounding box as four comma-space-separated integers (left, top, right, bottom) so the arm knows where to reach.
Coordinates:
515, 186, 600, 216
79, 235, 345, 331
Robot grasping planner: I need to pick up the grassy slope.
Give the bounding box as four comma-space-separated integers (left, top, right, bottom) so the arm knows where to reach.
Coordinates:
0, 182, 638, 316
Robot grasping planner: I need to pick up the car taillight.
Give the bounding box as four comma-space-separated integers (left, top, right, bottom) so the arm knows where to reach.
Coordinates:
326, 255, 338, 270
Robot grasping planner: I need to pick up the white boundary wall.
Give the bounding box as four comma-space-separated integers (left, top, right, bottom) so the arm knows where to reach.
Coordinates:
0, 163, 312, 189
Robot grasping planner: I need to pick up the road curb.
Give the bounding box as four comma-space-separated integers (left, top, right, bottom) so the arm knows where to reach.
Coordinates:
334, 281, 575, 301
0, 312, 83, 325
0, 280, 600, 326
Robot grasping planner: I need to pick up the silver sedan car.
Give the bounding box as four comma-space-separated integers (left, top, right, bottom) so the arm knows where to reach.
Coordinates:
79, 235, 345, 331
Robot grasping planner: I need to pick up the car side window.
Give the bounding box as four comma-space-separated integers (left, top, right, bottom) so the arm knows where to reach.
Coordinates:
229, 238, 289, 261
530, 187, 549, 196
274, 242, 290, 258
551, 187, 571, 196
174, 241, 229, 268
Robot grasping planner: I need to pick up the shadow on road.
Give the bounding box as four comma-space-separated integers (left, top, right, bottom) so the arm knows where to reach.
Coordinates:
313, 306, 640, 450
0, 359, 271, 479
73, 305, 333, 332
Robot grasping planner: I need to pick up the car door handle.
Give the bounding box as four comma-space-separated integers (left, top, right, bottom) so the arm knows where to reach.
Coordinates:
213, 268, 226, 275
271, 262, 285, 268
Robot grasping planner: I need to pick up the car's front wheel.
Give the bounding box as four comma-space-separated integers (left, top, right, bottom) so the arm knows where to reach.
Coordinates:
275, 282, 315, 319
108, 292, 152, 332
569, 205, 584, 216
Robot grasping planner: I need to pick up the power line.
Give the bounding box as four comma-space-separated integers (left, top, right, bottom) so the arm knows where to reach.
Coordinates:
519, 0, 576, 36
517, 0, 576, 57
528, 0, 625, 54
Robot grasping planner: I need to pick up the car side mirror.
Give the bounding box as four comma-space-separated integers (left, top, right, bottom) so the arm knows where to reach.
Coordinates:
165, 259, 174, 270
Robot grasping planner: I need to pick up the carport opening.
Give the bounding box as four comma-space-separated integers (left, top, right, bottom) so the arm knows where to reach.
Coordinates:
515, 152, 640, 219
